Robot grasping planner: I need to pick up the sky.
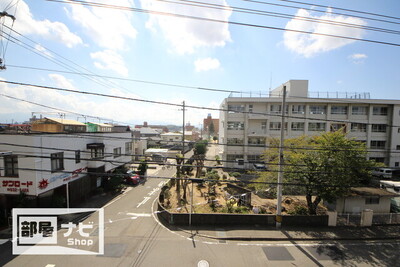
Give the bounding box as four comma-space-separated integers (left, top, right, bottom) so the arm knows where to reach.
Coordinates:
0, 0, 399, 127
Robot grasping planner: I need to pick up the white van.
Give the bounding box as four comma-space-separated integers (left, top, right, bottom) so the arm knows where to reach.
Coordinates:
372, 168, 395, 179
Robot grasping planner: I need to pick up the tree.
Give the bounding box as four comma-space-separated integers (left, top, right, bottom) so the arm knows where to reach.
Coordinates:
208, 122, 215, 137
256, 131, 379, 215
194, 140, 208, 178
137, 160, 148, 176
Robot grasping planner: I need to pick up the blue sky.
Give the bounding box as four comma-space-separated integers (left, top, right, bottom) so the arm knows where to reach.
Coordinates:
0, 0, 399, 126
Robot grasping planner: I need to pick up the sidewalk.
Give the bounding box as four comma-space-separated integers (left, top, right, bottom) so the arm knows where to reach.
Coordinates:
172, 224, 400, 242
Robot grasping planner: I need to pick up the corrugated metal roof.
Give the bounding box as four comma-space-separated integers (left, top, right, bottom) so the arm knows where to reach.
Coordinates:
36, 117, 86, 126
87, 122, 112, 127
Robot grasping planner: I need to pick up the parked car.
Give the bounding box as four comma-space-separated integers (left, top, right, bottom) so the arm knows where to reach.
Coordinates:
372, 168, 395, 179
124, 171, 140, 185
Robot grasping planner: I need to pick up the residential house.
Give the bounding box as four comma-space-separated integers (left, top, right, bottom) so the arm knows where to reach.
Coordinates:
32, 117, 86, 133
325, 187, 398, 213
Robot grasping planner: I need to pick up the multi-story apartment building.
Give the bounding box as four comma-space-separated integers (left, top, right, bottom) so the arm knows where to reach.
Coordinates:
0, 131, 133, 221
219, 80, 400, 168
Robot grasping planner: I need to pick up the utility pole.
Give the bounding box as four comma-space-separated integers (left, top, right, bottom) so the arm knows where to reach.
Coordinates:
276, 85, 286, 228
181, 101, 186, 155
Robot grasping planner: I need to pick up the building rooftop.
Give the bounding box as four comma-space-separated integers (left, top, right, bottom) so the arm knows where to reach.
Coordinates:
347, 187, 398, 197
33, 117, 86, 126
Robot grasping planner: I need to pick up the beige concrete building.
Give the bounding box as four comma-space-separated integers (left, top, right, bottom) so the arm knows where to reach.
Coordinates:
219, 80, 400, 168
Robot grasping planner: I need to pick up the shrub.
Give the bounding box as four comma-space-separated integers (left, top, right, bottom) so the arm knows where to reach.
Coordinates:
222, 174, 227, 180
229, 172, 241, 178
288, 205, 309, 215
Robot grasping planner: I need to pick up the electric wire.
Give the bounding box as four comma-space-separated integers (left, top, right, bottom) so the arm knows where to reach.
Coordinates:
242, 0, 400, 26
2, 79, 400, 130
157, 0, 400, 36
44, 0, 400, 47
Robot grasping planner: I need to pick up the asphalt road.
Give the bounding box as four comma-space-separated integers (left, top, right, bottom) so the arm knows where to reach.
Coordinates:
1, 150, 400, 266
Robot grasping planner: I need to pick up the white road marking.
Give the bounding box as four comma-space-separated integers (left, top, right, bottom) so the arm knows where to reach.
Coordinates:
103, 196, 121, 208
0, 239, 9, 245
136, 197, 151, 208
45, 265, 56, 267
126, 213, 152, 217
148, 187, 160, 196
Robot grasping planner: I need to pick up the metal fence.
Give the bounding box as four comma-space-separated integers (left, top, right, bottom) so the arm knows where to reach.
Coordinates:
372, 213, 400, 225
337, 213, 362, 226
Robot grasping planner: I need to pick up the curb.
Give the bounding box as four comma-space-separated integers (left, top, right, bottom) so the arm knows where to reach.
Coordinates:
177, 228, 400, 242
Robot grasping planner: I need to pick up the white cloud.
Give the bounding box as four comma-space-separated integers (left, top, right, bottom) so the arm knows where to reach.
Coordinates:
65, 0, 137, 50
0, 79, 220, 126
34, 44, 53, 58
5, 1, 82, 48
90, 50, 129, 76
141, 0, 232, 54
283, 9, 366, 57
349, 53, 367, 60
349, 53, 367, 64
48, 74, 76, 91
194, 58, 220, 72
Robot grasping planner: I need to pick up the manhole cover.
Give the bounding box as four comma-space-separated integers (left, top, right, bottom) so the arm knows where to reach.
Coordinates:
198, 260, 209, 267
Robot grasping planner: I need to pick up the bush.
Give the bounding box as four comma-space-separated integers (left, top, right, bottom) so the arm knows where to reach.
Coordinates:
222, 174, 227, 180
288, 205, 309, 215
233, 206, 251, 214
229, 172, 241, 178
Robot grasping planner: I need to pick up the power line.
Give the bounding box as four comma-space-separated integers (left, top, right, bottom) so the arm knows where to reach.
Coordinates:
0, 166, 369, 188
242, 0, 400, 26
0, 93, 134, 126
3, 79, 400, 130
280, 0, 400, 21
6, 65, 240, 94
45, 0, 400, 47
158, 0, 400, 35
1, 25, 147, 98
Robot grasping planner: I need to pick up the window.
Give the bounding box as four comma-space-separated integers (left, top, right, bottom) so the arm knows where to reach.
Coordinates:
352, 106, 368, 115
397, 145, 400, 150
369, 157, 385, 163
248, 104, 253, 113
228, 104, 245, 113
248, 155, 262, 163
248, 137, 266, 145
113, 147, 121, 158
51, 152, 64, 172
331, 106, 348, 115
90, 148, 104, 159
396, 162, 399, 167
291, 122, 305, 131
292, 105, 305, 114
309, 105, 327, 115
330, 123, 346, 132
371, 124, 387, 133
373, 106, 388, 116
75, 150, 80, 163
370, 140, 386, 149
365, 197, 380, 205
261, 122, 267, 130
270, 105, 288, 114
4, 155, 18, 177
227, 121, 244, 130
270, 105, 281, 114
227, 138, 244, 145
125, 142, 132, 154
226, 154, 244, 161
351, 123, 367, 132
308, 122, 326, 131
